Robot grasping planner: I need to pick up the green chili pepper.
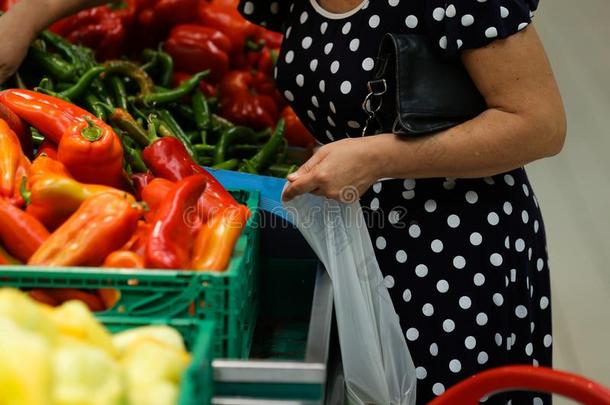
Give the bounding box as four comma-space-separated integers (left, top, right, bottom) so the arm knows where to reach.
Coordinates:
58, 66, 105, 100
39, 30, 82, 72
37, 77, 54, 91
170, 103, 196, 128
109, 108, 153, 147
156, 47, 174, 88
31, 128, 45, 147
228, 144, 262, 158
32, 39, 46, 52
122, 136, 148, 173
104, 60, 155, 98
108, 76, 128, 110
140, 70, 209, 106
193, 144, 215, 154
266, 163, 299, 178
210, 113, 234, 132
55, 82, 72, 91
157, 121, 175, 139
158, 109, 196, 158
192, 89, 210, 144
213, 126, 258, 165
26, 47, 75, 81
140, 49, 159, 73
241, 119, 286, 174
212, 159, 239, 170
275, 137, 288, 163
82, 93, 107, 120
199, 157, 214, 166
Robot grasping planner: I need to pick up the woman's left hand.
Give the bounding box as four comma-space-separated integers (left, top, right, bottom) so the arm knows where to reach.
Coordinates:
282, 136, 383, 202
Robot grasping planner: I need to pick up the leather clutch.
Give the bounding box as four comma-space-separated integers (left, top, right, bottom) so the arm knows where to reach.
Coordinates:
361, 33, 487, 136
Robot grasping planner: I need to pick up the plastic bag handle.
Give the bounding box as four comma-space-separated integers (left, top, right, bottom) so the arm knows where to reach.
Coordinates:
427, 366, 610, 405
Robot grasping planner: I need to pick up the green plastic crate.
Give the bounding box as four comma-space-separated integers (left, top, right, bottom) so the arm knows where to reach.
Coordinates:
0, 190, 260, 359
100, 316, 214, 405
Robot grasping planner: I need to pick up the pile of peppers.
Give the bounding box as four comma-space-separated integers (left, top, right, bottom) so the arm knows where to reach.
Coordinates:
0, 87, 255, 311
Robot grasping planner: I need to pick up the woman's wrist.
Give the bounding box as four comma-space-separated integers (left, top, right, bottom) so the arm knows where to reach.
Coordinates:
364, 133, 415, 180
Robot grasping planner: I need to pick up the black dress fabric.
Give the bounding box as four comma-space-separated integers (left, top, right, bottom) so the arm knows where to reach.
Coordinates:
239, 1, 552, 404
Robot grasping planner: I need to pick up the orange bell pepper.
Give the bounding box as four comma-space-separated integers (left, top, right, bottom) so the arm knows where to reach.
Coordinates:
191, 204, 250, 271
29, 154, 72, 183
103, 250, 145, 268
0, 118, 30, 206
28, 192, 141, 267
0, 199, 49, 262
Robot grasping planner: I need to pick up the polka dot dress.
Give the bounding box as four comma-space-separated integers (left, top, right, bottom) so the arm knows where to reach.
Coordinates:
240, 1, 551, 404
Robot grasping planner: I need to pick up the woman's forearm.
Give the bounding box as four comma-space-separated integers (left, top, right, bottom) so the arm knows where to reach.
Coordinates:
369, 107, 565, 180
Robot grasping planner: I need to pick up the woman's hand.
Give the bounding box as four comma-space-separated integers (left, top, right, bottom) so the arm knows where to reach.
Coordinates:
282, 136, 383, 202
0, 5, 39, 83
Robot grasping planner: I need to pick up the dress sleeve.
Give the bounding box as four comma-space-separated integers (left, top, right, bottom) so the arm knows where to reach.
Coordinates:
238, 0, 286, 32
425, 0, 540, 56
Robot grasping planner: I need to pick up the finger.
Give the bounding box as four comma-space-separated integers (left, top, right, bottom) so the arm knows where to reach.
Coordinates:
282, 172, 319, 201
287, 149, 324, 181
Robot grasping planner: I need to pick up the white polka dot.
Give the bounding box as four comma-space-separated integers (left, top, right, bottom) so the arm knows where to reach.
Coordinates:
409, 224, 421, 238
405, 15, 418, 28
402, 289, 411, 302
493, 293, 504, 306
375, 236, 386, 250
534, 220, 540, 233
449, 359, 461, 373
459, 296, 472, 309
415, 264, 428, 278
544, 334, 553, 347
432, 7, 445, 21
534, 398, 543, 405
388, 210, 401, 225
320, 22, 328, 34
340, 81, 352, 94
416, 366, 427, 380
504, 236, 510, 249
525, 342, 533, 356
362, 57, 375, 71
436, 280, 449, 293
537, 258, 544, 271
487, 212, 500, 225
453, 256, 466, 269
285, 26, 292, 39
518, 22, 529, 31
500, 6, 509, 18
461, 14, 474, 26
430, 343, 439, 356
372, 182, 382, 193
540, 296, 549, 310
330, 61, 340, 74
514, 239, 525, 252
503, 201, 513, 215
311, 95, 319, 107
309, 59, 318, 71
368, 14, 380, 28
349, 38, 360, 51
284, 90, 294, 101
432, 383, 445, 396
319, 80, 325, 92
301, 36, 312, 49
296, 74, 305, 87
422, 303, 434, 316
465, 336, 476, 349
485, 27, 498, 38
395, 250, 407, 263
515, 305, 528, 319
443, 319, 455, 333
495, 333, 503, 346
299, 11, 308, 23
490, 253, 503, 266
470, 232, 483, 246
447, 214, 460, 228
431, 239, 443, 253
324, 43, 333, 54
325, 130, 334, 141
476, 312, 488, 326
504, 175, 514, 187
531, 322, 535, 333
326, 116, 335, 127
406, 327, 419, 341
465, 190, 478, 204
402, 190, 415, 200
347, 120, 360, 128
243, 1, 254, 14
329, 101, 336, 114
439, 36, 448, 49
445, 4, 456, 17
388, 0, 399, 6
474, 273, 485, 286
403, 179, 416, 189
477, 351, 488, 364
424, 199, 437, 213
457, 39, 463, 49
522, 183, 530, 196
522, 210, 529, 224
307, 110, 315, 120
341, 22, 351, 35
370, 197, 379, 210
384, 275, 395, 288
285, 51, 294, 64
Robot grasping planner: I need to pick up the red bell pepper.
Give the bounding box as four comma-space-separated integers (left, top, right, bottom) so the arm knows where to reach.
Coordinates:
0, 118, 30, 206
218, 70, 280, 130
144, 174, 207, 270
173, 72, 217, 98
0, 199, 49, 262
165, 24, 232, 83
130, 172, 154, 200
281, 106, 317, 147
36, 139, 58, 160
0, 102, 33, 158
152, 0, 199, 26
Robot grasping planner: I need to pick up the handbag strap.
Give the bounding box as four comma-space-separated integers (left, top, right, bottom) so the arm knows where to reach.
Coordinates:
361, 77, 387, 136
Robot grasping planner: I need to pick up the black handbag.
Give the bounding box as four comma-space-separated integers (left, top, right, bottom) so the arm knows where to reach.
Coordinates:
361, 33, 487, 136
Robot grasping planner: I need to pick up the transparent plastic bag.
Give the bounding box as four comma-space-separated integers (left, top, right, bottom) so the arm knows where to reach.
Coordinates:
284, 192, 417, 405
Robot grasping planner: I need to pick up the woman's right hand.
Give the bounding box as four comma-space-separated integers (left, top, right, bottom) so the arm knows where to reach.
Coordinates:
0, 5, 39, 83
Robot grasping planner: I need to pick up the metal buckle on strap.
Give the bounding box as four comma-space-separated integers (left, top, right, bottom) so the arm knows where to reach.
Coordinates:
360, 78, 387, 136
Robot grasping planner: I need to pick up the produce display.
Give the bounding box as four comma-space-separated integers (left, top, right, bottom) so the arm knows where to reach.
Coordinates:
0, 288, 192, 405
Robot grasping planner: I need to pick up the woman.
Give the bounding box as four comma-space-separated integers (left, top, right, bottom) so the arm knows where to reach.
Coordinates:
0, 0, 565, 402
262, 0, 564, 404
